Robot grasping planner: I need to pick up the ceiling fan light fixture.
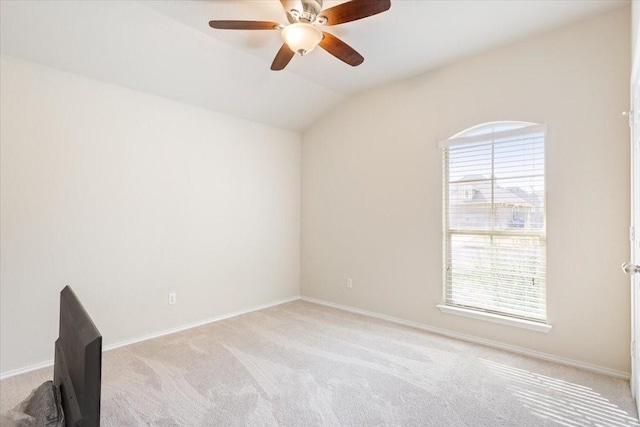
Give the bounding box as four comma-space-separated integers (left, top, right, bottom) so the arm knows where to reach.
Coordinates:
209, 0, 392, 70
281, 23, 323, 56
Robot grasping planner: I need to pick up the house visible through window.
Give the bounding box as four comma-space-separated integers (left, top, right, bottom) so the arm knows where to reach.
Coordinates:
462, 188, 475, 201
439, 122, 547, 322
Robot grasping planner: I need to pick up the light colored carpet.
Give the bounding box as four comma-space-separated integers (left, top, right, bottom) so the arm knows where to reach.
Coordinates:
1, 300, 639, 426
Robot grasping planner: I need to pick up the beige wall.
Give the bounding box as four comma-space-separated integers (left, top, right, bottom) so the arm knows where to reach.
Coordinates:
0, 56, 301, 375
634, 1, 639, 61
302, 7, 631, 373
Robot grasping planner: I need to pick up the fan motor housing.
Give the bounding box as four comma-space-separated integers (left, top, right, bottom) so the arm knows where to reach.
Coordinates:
297, 0, 323, 22
303, 0, 323, 14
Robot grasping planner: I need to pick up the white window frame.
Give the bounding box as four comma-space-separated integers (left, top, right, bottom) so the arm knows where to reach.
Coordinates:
437, 122, 551, 332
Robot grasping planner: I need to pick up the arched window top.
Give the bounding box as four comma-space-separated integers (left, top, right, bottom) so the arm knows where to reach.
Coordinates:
450, 121, 539, 139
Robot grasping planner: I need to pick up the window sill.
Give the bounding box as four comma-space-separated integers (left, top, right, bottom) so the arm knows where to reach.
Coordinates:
436, 304, 552, 333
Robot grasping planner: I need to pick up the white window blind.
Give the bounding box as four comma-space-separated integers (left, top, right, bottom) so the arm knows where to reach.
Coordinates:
439, 123, 547, 322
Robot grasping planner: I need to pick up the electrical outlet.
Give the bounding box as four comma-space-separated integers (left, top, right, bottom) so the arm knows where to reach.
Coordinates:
168, 292, 177, 305
346, 278, 353, 288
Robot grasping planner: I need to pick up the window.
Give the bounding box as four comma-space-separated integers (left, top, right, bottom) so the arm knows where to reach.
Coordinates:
439, 122, 546, 323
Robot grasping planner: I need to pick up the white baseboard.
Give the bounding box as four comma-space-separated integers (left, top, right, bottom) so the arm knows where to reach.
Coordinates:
0, 360, 56, 381
0, 295, 301, 380
4, 295, 628, 381
300, 296, 630, 380
102, 295, 300, 353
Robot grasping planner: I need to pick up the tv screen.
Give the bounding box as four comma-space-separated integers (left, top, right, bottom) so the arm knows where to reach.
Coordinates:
53, 286, 102, 427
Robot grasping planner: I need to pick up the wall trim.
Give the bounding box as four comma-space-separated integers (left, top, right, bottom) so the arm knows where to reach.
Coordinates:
0, 295, 301, 380
300, 296, 630, 380
4, 295, 628, 381
0, 360, 55, 382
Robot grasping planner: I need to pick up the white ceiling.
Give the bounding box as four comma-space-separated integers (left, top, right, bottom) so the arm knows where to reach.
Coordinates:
0, 0, 629, 132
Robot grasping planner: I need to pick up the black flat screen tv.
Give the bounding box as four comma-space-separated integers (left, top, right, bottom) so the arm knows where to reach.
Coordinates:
53, 286, 102, 427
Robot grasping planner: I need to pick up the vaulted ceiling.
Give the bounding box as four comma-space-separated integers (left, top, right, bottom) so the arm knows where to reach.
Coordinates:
0, 0, 629, 131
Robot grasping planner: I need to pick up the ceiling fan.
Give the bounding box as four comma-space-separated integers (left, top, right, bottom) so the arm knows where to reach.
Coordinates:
209, 0, 391, 71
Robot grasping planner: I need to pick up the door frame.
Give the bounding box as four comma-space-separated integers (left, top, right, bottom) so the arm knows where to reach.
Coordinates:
630, 25, 640, 413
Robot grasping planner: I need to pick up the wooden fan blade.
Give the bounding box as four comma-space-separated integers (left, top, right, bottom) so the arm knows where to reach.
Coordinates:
208, 20, 280, 30
271, 44, 296, 71
319, 32, 364, 66
320, 0, 391, 26
280, 0, 297, 23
